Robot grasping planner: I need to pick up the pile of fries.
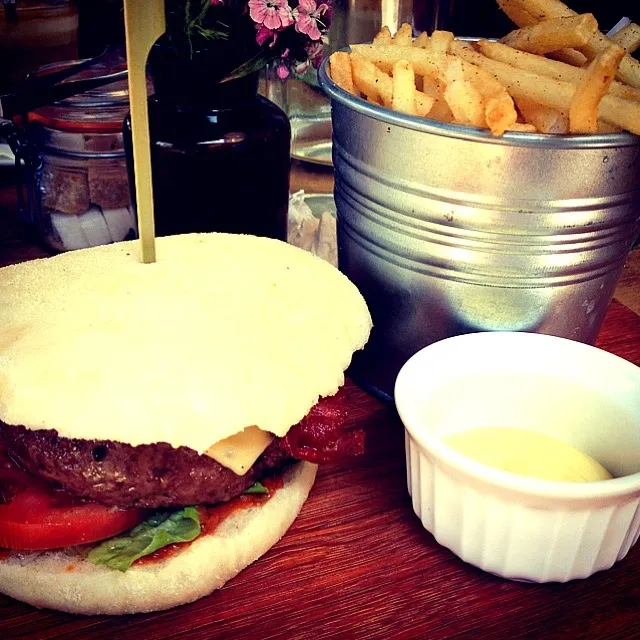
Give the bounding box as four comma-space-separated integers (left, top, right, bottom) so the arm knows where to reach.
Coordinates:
328, 0, 640, 136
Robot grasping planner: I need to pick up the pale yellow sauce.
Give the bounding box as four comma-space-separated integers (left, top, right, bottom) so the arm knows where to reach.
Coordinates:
445, 427, 612, 482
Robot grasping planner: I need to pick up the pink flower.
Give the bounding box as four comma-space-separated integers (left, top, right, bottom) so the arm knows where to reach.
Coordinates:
276, 48, 291, 79
293, 0, 328, 41
305, 41, 324, 68
256, 24, 277, 46
248, 0, 293, 31
277, 63, 290, 79
210, 0, 223, 5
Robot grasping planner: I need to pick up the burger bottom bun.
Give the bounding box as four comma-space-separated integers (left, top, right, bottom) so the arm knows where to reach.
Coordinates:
0, 462, 317, 615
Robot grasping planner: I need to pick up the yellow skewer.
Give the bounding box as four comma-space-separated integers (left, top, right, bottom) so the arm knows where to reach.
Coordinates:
123, 0, 165, 264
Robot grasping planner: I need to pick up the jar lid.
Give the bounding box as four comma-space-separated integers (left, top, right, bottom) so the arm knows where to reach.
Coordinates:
3, 0, 74, 10
28, 54, 131, 133
1, 0, 75, 20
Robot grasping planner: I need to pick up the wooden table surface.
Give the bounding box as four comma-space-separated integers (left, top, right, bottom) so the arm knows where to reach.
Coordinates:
0, 163, 640, 639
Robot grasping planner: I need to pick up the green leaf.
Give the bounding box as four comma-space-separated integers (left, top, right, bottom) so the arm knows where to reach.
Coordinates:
192, 24, 228, 41
244, 481, 270, 495
220, 50, 276, 83
88, 507, 201, 572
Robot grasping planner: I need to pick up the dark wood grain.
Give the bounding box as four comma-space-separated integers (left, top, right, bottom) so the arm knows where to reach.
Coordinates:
1, 172, 640, 639
0, 301, 638, 640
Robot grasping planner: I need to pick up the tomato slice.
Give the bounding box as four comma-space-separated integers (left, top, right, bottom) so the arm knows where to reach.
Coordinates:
0, 449, 148, 551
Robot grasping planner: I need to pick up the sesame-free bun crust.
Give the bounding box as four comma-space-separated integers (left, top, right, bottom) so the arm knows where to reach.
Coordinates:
0, 462, 316, 615
0, 234, 372, 451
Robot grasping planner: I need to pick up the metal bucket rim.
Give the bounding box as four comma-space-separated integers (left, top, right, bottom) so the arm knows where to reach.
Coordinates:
318, 57, 640, 149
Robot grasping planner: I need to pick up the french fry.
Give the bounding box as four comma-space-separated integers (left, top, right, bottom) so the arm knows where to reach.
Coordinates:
461, 63, 518, 133
421, 74, 445, 99
518, 0, 640, 87
423, 74, 455, 122
430, 30, 455, 54
373, 26, 393, 46
443, 58, 486, 128
449, 53, 518, 133
496, 0, 584, 70
476, 40, 640, 102
514, 96, 569, 132
392, 60, 417, 115
569, 44, 625, 133
350, 44, 444, 80
581, 33, 640, 88
484, 92, 518, 134
496, 0, 538, 27
392, 23, 413, 46
413, 32, 430, 49
515, 0, 576, 21
429, 96, 455, 122
444, 81, 485, 127
456, 55, 513, 98
497, 0, 588, 75
452, 39, 475, 52
611, 23, 640, 55
329, 52, 356, 95
548, 48, 588, 66
350, 53, 393, 107
444, 55, 465, 83
330, 1, 640, 137
450, 42, 640, 134
507, 122, 538, 133
415, 91, 436, 117
507, 122, 538, 132
500, 13, 597, 55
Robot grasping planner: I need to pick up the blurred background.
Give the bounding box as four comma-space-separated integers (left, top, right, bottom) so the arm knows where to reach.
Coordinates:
436, 1, 638, 38
1, 0, 637, 95
0, 0, 124, 94
0, 0, 638, 260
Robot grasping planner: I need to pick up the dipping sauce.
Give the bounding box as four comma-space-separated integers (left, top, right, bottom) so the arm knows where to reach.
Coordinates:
445, 427, 612, 482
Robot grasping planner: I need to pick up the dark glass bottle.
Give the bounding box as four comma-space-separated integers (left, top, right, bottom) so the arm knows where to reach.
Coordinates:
123, 36, 291, 240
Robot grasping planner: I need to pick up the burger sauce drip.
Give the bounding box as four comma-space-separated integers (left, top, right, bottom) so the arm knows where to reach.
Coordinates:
134, 475, 284, 566
282, 386, 365, 464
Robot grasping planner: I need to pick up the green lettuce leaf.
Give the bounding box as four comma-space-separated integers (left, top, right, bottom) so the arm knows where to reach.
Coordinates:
244, 481, 269, 496
88, 506, 201, 572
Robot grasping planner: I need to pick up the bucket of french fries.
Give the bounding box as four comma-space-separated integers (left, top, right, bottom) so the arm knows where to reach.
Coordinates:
318, 0, 640, 399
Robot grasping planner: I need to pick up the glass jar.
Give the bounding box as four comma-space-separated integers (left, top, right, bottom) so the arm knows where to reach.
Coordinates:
0, 0, 79, 93
22, 56, 137, 252
123, 37, 291, 241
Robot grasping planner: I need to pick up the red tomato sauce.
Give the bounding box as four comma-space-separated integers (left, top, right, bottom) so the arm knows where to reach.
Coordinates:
134, 475, 284, 567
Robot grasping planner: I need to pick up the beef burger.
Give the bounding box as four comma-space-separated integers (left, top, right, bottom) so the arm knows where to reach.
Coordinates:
0, 233, 372, 615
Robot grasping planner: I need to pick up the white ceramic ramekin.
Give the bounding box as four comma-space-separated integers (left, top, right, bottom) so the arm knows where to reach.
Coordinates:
394, 332, 640, 583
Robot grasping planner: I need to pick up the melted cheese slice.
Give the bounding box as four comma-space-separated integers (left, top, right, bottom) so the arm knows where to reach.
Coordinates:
205, 426, 274, 476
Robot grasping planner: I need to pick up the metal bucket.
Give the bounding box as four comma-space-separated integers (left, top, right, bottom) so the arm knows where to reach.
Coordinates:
318, 59, 640, 400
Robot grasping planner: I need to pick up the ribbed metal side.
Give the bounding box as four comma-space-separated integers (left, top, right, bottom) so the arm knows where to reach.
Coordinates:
319, 61, 640, 399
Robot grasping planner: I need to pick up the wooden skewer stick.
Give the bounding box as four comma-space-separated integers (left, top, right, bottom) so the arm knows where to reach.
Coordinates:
123, 0, 165, 264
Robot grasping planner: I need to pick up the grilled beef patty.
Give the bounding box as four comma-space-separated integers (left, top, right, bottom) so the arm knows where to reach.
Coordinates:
0, 388, 358, 509
0, 424, 292, 509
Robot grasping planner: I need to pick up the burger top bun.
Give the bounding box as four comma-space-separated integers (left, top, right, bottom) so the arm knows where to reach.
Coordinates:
0, 461, 317, 615
0, 234, 372, 452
